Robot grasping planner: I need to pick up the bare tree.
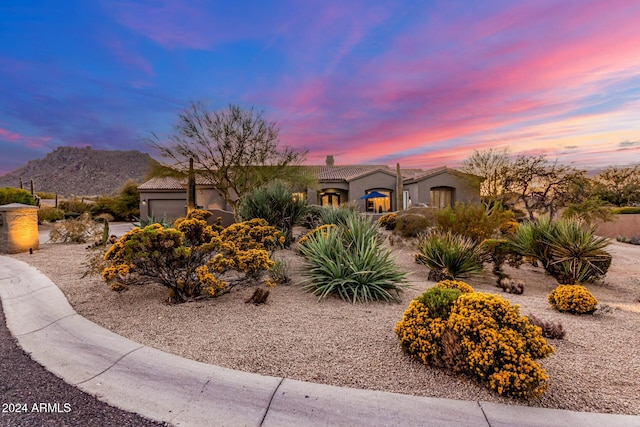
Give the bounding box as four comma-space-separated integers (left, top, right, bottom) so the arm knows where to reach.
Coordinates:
148, 101, 308, 218
461, 148, 511, 204
505, 155, 583, 221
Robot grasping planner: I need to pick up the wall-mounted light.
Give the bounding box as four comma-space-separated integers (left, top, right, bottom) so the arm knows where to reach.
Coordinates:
142, 199, 147, 205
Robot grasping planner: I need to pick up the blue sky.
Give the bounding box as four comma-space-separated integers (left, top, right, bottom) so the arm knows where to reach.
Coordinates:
1, 0, 639, 175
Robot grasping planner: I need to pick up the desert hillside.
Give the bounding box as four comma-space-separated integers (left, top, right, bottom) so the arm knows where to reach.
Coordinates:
0, 146, 157, 197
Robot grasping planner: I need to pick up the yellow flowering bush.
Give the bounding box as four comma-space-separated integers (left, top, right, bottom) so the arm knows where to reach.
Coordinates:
448, 293, 554, 398
435, 279, 474, 293
101, 217, 281, 303
394, 299, 446, 365
378, 212, 397, 230
220, 218, 285, 252
395, 290, 554, 399
548, 285, 598, 314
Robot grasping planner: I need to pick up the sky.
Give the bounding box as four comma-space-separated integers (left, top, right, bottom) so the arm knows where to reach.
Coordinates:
1, 0, 640, 176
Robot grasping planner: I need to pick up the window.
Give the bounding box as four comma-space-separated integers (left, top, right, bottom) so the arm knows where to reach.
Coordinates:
292, 192, 306, 202
365, 190, 391, 213
430, 187, 454, 209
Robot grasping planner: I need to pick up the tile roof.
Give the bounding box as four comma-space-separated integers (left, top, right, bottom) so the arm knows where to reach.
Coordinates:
137, 175, 214, 190
310, 165, 394, 181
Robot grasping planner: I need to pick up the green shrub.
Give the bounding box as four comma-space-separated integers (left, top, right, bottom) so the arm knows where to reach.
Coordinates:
436, 202, 514, 242
238, 181, 308, 246
395, 291, 554, 399
509, 217, 611, 284
416, 230, 484, 281
59, 198, 93, 214
378, 212, 397, 230
299, 215, 406, 303
395, 213, 430, 237
38, 206, 64, 223
0, 187, 36, 205
611, 206, 640, 214
415, 287, 462, 319
35, 191, 57, 199
548, 285, 598, 314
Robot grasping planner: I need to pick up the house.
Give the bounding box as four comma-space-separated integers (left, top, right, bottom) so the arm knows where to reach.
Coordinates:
137, 158, 481, 221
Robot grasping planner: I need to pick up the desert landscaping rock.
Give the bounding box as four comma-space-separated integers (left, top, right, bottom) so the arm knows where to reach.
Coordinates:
9, 235, 640, 416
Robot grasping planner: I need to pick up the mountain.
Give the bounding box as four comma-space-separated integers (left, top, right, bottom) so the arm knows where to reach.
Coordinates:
0, 146, 157, 197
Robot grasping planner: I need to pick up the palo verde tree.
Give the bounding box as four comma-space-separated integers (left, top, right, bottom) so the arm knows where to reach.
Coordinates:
148, 101, 308, 219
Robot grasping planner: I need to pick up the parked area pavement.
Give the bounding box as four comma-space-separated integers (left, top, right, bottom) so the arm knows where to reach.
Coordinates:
1, 254, 640, 426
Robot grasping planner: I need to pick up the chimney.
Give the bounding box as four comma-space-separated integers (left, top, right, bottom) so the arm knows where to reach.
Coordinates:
326, 155, 335, 166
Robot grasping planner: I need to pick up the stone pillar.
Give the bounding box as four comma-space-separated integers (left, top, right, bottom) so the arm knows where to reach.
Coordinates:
0, 203, 40, 254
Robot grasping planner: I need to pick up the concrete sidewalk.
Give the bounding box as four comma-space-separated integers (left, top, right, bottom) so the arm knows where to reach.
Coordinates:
1, 255, 639, 427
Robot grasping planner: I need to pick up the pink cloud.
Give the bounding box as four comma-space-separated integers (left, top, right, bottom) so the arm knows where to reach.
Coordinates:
0, 128, 52, 149
269, 1, 640, 170
106, 37, 155, 77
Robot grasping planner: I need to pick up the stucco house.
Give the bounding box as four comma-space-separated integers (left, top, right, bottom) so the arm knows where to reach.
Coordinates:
137, 158, 481, 221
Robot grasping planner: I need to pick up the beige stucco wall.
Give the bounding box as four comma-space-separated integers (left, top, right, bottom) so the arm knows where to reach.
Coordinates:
595, 214, 640, 239
348, 171, 398, 211
138, 190, 186, 221
0, 203, 39, 254
406, 172, 480, 207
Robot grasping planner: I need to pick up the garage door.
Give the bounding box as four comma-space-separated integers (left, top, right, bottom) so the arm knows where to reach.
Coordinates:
148, 199, 186, 222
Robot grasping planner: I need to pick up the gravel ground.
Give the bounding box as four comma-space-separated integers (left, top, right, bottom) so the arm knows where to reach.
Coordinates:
0, 303, 166, 427
10, 234, 640, 416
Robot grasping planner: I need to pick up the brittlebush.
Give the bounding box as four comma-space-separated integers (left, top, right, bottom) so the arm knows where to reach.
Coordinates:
435, 279, 474, 293
395, 289, 554, 399
102, 218, 282, 303
548, 285, 597, 314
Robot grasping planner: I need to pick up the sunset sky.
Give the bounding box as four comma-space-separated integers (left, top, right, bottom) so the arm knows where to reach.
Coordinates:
1, 0, 639, 176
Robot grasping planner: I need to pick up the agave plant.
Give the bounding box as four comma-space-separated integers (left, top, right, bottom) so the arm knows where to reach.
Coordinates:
132, 210, 172, 228
416, 230, 484, 281
299, 215, 406, 303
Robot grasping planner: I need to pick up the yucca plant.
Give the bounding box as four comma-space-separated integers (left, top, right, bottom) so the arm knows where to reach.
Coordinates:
238, 181, 308, 247
509, 217, 611, 284
299, 215, 406, 303
416, 230, 484, 281
507, 217, 554, 269
543, 219, 610, 284
318, 203, 358, 226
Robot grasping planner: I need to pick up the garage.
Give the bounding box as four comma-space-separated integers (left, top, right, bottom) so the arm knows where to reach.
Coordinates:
147, 199, 186, 222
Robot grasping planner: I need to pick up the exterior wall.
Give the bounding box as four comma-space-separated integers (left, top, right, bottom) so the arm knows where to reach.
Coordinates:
595, 214, 640, 239
0, 204, 39, 254
348, 171, 397, 212
408, 173, 480, 207
139, 190, 186, 222
196, 186, 230, 210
